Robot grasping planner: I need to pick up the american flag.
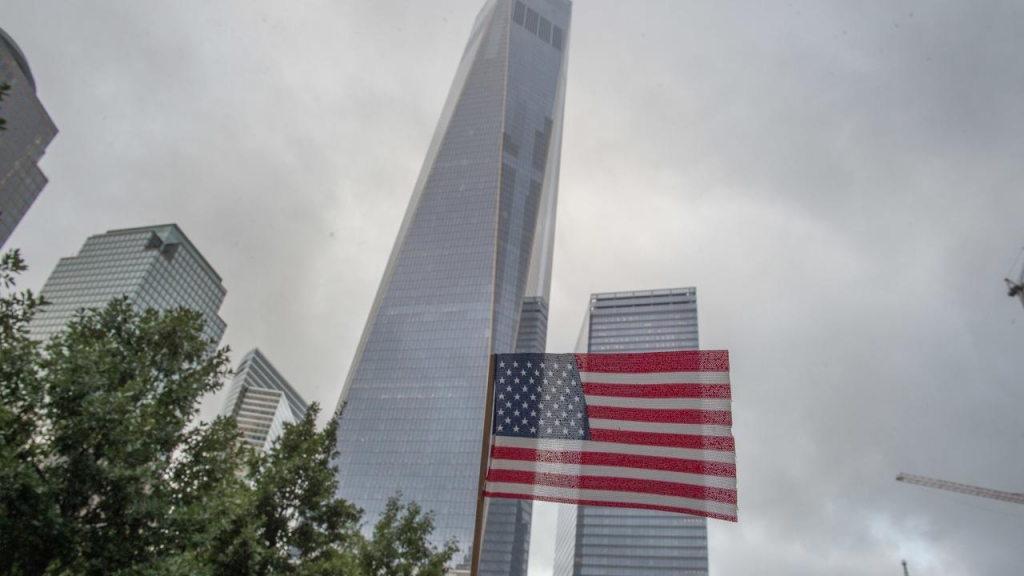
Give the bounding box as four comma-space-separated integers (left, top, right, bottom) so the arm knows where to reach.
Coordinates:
482, 351, 737, 522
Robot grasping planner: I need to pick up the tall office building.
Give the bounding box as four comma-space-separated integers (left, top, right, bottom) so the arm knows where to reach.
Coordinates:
333, 1, 571, 573
32, 224, 227, 346
554, 288, 709, 576
0, 26, 57, 247
222, 348, 307, 453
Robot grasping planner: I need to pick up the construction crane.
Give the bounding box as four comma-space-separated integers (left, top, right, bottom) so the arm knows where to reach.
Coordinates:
896, 473, 1024, 505
1007, 247, 1024, 308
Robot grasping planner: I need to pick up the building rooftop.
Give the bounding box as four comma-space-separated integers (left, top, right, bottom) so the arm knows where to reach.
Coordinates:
591, 286, 697, 301
239, 348, 307, 421
104, 224, 225, 286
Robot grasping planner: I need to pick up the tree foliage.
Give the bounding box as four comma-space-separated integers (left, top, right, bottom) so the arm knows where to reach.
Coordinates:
358, 496, 459, 576
0, 250, 457, 575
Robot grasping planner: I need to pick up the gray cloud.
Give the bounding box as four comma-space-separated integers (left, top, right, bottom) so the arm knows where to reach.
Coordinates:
2, 1, 1022, 575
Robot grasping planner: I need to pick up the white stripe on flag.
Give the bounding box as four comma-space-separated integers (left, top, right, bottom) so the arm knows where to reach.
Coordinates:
589, 419, 733, 436
494, 436, 736, 463
579, 371, 731, 385
483, 482, 738, 518
488, 459, 738, 489
585, 396, 733, 411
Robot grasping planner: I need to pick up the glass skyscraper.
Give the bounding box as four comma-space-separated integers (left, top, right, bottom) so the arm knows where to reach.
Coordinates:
0, 26, 57, 248
222, 348, 308, 453
31, 224, 227, 346
332, 1, 571, 574
554, 288, 710, 576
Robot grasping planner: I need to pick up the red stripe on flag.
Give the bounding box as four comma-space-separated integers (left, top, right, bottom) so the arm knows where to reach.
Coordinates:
490, 446, 737, 478
589, 429, 735, 451
482, 492, 738, 523
582, 383, 732, 399
588, 406, 733, 426
485, 469, 738, 504
576, 350, 729, 374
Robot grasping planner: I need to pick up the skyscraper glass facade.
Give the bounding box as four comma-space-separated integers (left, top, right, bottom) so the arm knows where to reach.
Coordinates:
222, 348, 308, 453
31, 224, 227, 346
0, 26, 57, 248
554, 288, 710, 576
333, 1, 571, 573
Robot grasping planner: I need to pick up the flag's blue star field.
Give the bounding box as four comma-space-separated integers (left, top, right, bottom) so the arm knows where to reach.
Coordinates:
492, 353, 591, 441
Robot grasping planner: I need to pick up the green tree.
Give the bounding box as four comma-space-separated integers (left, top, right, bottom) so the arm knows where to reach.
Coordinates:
0, 249, 53, 575
0, 248, 237, 575
201, 405, 364, 576
358, 496, 458, 576
0, 250, 457, 576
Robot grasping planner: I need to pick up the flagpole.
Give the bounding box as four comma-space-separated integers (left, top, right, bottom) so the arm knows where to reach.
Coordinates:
470, 354, 497, 576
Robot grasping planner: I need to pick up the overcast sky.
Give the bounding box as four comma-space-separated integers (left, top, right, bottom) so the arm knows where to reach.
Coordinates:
3, 1, 1024, 574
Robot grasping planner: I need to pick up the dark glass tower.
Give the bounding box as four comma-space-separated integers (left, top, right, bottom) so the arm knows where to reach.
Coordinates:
333, 1, 571, 573
0, 26, 57, 247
